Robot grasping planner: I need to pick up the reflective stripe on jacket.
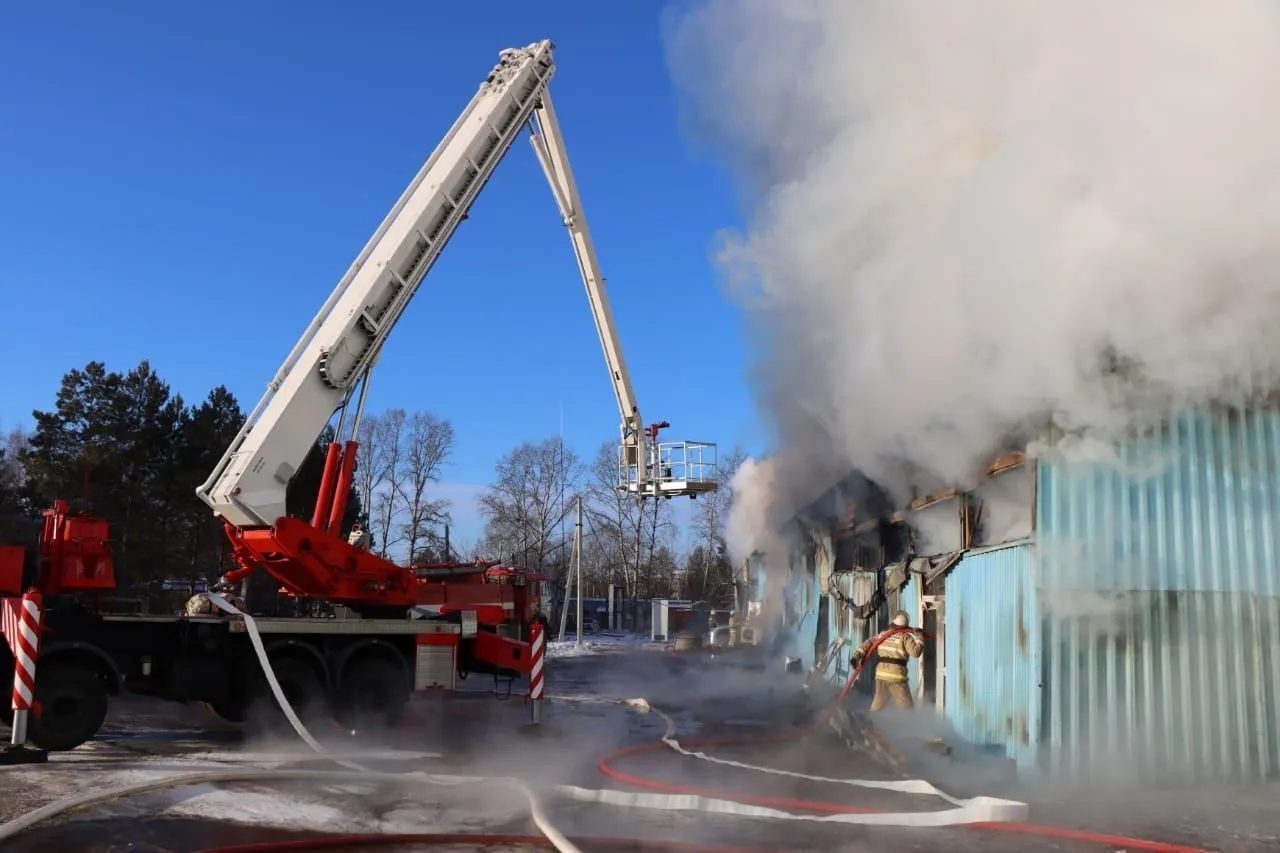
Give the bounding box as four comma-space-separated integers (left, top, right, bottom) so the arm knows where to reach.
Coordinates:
856, 628, 924, 682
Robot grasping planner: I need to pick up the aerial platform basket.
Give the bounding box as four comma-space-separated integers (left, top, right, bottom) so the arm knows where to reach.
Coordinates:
617, 440, 719, 499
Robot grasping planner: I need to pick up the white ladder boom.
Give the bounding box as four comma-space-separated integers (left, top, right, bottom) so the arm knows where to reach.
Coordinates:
527, 92, 717, 499
197, 42, 557, 528
197, 39, 716, 530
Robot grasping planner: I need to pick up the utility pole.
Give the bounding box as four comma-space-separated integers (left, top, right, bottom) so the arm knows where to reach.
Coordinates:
575, 494, 584, 646
557, 530, 572, 644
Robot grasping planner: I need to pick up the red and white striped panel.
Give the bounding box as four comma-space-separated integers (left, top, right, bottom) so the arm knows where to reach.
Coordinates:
1, 598, 22, 659
529, 622, 545, 700
6, 595, 41, 711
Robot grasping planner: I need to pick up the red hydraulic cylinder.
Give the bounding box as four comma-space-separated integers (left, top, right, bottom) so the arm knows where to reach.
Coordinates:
311, 442, 343, 531
326, 440, 359, 535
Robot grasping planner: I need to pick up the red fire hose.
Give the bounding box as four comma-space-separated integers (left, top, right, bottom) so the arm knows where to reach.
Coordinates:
200, 628, 1214, 853
598, 627, 1214, 853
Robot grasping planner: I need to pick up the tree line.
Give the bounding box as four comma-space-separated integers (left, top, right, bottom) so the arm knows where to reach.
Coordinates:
0, 360, 454, 592
473, 438, 748, 606
1, 359, 748, 608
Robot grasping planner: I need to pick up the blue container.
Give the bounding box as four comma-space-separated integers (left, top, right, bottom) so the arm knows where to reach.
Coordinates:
1033, 407, 1280, 782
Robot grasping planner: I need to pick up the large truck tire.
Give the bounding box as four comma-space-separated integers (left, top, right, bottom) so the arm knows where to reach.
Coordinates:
333, 656, 409, 731
206, 699, 247, 723
27, 662, 110, 751
246, 657, 327, 734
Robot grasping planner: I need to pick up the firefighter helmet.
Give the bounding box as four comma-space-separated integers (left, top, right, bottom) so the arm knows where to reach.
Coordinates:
891, 610, 910, 627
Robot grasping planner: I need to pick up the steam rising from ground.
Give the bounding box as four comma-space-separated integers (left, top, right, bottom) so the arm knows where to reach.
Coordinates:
667, 1, 1280, 562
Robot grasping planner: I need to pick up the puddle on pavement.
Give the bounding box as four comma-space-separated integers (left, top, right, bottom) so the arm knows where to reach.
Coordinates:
95, 730, 245, 744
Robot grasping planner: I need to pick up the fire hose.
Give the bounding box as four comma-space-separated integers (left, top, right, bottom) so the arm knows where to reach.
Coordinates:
595, 627, 1214, 853
0, 595, 582, 853
0, 613, 1215, 853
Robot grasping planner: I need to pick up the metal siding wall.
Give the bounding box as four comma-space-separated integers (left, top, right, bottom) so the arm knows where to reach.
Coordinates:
945, 543, 1041, 769
788, 548, 819, 673
815, 533, 834, 665
1036, 407, 1280, 782
825, 572, 876, 687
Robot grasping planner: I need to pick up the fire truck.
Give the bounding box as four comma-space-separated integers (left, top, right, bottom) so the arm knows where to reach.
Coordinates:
414, 561, 549, 634
0, 40, 718, 753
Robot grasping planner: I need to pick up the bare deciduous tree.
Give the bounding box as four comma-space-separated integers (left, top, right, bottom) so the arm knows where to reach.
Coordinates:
354, 408, 455, 563
0, 426, 28, 498
479, 437, 579, 573
582, 441, 676, 602
685, 446, 748, 601
0, 426, 29, 534
354, 413, 387, 540
583, 441, 638, 596
398, 411, 455, 563
368, 409, 407, 559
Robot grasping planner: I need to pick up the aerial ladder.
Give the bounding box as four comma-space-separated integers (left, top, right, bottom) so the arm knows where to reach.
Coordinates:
195, 40, 718, 617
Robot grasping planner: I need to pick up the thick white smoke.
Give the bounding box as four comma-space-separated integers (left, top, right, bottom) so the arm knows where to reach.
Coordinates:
668, 0, 1280, 562
722, 457, 790, 611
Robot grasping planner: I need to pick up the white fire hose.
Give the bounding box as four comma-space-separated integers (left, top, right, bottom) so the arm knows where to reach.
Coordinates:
0, 595, 1027, 847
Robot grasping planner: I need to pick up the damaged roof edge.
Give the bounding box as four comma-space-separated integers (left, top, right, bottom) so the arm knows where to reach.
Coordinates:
802, 450, 1031, 539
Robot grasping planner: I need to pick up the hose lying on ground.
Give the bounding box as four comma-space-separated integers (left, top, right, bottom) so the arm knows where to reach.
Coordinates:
0, 768, 554, 844
596, 628, 1213, 853
0, 615, 1215, 853
205, 601, 1023, 825
0, 595, 582, 853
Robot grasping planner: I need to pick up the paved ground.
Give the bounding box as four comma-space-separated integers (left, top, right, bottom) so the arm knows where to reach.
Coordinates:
0, 640, 1277, 852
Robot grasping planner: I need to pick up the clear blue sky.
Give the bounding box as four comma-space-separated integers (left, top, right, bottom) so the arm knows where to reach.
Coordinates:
0, 1, 762, 545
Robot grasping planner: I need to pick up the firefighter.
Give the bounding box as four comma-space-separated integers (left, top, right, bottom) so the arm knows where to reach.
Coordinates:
184, 579, 246, 617
347, 519, 371, 551
851, 610, 924, 712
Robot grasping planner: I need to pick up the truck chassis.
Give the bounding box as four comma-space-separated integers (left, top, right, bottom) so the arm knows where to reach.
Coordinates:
0, 600, 470, 751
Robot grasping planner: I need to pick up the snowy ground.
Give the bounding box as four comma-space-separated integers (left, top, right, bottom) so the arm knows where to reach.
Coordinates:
545, 630, 661, 659
1, 645, 1278, 852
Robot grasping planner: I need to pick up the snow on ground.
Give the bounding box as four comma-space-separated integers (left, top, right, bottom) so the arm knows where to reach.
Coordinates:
0, 741, 512, 836
546, 631, 661, 659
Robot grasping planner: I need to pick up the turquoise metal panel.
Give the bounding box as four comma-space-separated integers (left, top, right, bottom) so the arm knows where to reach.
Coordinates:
944, 543, 1041, 769
818, 574, 851, 680
783, 547, 819, 672
1036, 406, 1280, 782
825, 571, 879, 689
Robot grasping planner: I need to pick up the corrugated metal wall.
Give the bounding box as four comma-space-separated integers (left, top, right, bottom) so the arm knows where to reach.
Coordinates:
945, 543, 1041, 768
786, 547, 819, 673
1036, 407, 1280, 782
824, 571, 880, 690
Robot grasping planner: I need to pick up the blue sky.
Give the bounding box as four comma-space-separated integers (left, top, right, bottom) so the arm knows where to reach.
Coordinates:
0, 1, 762, 546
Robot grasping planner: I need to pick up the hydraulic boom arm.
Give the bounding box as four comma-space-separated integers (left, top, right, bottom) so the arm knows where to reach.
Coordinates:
527, 92, 716, 499
197, 43, 558, 530
196, 40, 715, 610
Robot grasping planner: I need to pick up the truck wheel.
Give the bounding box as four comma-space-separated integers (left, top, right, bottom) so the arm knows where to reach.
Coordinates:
206, 699, 247, 723
334, 657, 409, 730
247, 658, 327, 733
27, 663, 109, 751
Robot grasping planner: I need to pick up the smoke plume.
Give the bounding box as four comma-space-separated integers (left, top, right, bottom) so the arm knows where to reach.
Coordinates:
667, 0, 1280, 559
